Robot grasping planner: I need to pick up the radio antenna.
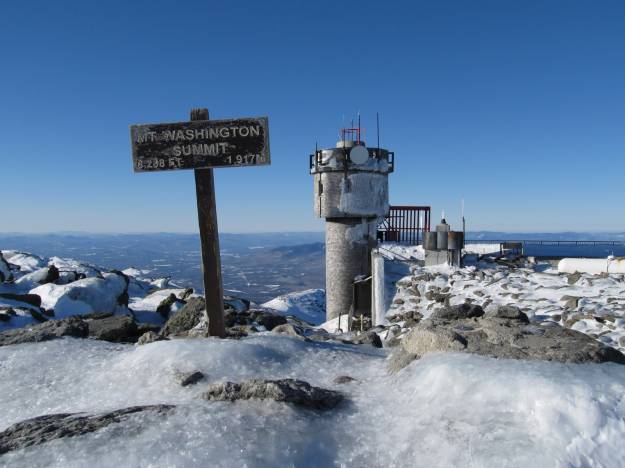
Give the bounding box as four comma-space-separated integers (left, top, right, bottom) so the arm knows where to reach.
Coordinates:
376, 112, 380, 150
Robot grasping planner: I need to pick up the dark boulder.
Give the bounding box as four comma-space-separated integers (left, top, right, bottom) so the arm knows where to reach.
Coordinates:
251, 310, 287, 331
0, 293, 42, 308
156, 293, 181, 319
431, 303, 484, 321
485, 305, 529, 323
0, 317, 88, 347
174, 370, 204, 387
86, 315, 139, 343
160, 297, 205, 337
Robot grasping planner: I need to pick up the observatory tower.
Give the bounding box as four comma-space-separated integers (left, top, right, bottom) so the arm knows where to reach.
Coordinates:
310, 127, 394, 322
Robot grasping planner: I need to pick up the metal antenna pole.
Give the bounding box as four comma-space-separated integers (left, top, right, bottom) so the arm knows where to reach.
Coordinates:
376, 112, 380, 151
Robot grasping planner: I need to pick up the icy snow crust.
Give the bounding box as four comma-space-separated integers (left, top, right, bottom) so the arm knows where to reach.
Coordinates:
261, 288, 326, 325
2, 337, 625, 467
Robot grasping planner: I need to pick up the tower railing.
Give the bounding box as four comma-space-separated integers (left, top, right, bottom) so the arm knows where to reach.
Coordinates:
377, 205, 431, 245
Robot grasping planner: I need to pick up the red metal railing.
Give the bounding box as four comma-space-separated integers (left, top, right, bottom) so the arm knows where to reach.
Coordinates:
377, 206, 431, 245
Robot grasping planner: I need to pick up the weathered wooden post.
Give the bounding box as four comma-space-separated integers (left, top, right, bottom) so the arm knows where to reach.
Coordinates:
191, 108, 225, 337
130, 109, 270, 337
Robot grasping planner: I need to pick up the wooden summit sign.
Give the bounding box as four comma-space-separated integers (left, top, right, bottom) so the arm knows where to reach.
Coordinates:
130, 109, 270, 338
130, 116, 270, 172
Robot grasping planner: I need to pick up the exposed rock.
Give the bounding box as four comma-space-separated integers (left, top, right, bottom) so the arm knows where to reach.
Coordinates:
174, 370, 204, 387
0, 252, 13, 283
224, 296, 250, 313
561, 295, 581, 309
29, 309, 48, 322
0, 317, 88, 347
485, 305, 529, 323
224, 326, 251, 339
136, 330, 166, 345
200, 379, 343, 410
86, 315, 139, 342
333, 375, 359, 384
390, 314, 625, 372
0, 309, 14, 322
224, 309, 250, 327
251, 310, 287, 330
0, 405, 174, 455
399, 324, 467, 358
161, 297, 205, 337
431, 303, 484, 321
112, 271, 130, 307
388, 349, 419, 374
40, 265, 59, 284
342, 330, 383, 348
567, 271, 583, 285
425, 289, 450, 304
272, 323, 306, 338
80, 312, 114, 320
156, 293, 180, 319
408, 285, 421, 297
0, 293, 42, 308
136, 323, 160, 335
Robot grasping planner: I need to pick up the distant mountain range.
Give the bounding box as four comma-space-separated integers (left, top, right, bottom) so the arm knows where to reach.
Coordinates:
466, 232, 625, 241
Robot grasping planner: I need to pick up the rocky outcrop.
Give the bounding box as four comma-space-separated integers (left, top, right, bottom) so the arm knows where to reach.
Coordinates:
0, 316, 88, 347
250, 310, 287, 330
0, 405, 174, 454
200, 379, 343, 410
86, 315, 139, 342
160, 297, 206, 337
0, 293, 42, 308
431, 303, 484, 321
137, 330, 167, 345
389, 304, 625, 372
156, 293, 183, 318
0, 314, 147, 346
174, 370, 204, 387
271, 323, 307, 338
0, 252, 12, 283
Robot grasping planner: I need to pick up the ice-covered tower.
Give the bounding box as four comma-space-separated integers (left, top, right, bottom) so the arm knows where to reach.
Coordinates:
310, 128, 394, 322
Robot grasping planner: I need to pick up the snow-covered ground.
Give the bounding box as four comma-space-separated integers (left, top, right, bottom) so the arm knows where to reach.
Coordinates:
2, 336, 625, 467
261, 288, 326, 325
388, 258, 625, 355
3, 247, 625, 466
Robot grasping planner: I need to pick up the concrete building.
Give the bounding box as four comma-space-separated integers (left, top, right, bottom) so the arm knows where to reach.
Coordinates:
310, 129, 394, 322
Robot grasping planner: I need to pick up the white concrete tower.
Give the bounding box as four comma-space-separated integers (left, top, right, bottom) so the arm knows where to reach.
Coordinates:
310, 128, 394, 321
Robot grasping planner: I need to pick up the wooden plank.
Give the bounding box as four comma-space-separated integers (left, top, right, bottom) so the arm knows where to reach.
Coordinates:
192, 108, 225, 338
130, 116, 270, 172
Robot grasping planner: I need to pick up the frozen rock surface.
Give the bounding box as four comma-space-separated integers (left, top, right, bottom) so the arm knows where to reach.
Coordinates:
0, 405, 174, 455
390, 305, 625, 372
0, 317, 88, 347
201, 378, 343, 410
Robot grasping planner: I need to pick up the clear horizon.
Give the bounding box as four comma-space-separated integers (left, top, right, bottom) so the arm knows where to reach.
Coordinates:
2, 1, 624, 233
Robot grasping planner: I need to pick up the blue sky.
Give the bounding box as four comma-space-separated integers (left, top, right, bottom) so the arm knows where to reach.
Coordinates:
1, 0, 624, 233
